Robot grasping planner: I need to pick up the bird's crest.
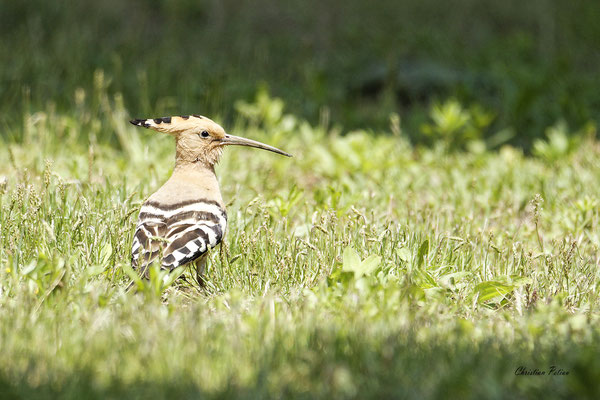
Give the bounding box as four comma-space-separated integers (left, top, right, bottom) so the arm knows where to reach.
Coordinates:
130, 115, 216, 135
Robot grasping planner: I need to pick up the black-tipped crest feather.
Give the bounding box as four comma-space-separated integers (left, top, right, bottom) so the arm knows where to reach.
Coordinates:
130, 119, 151, 128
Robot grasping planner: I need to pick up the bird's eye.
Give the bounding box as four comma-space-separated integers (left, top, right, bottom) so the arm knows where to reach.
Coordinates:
200, 130, 210, 138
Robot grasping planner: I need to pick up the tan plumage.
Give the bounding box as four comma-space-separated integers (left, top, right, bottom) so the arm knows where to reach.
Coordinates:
129, 115, 291, 285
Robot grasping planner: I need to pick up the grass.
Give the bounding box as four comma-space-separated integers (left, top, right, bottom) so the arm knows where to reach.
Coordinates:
1, 90, 600, 399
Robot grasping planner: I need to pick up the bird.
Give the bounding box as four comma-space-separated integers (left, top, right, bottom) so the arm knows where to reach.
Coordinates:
129, 114, 291, 286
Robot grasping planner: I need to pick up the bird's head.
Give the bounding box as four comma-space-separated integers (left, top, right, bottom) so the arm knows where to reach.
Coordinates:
130, 115, 291, 167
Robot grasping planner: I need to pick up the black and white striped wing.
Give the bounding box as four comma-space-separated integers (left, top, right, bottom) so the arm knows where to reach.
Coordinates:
131, 200, 227, 274
131, 219, 167, 272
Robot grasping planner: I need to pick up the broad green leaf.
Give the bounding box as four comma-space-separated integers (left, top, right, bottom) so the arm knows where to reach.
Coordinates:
342, 246, 361, 274
475, 281, 515, 303
396, 247, 411, 263
98, 242, 113, 263
358, 254, 381, 276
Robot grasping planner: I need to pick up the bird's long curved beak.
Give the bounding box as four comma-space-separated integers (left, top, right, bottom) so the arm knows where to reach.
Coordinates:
220, 134, 292, 157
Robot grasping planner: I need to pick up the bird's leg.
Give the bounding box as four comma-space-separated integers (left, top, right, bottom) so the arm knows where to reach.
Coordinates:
195, 256, 207, 288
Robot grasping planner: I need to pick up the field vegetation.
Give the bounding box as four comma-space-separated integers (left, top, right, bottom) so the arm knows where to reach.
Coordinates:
1, 87, 599, 398
2, 1, 600, 398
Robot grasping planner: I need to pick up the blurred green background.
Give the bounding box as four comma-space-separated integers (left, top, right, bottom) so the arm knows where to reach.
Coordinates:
1, 0, 599, 148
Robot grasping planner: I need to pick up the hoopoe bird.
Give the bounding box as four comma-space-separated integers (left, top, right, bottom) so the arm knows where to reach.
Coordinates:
129, 114, 291, 285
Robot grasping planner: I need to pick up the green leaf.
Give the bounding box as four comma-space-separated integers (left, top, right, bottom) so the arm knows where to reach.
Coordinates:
161, 266, 187, 288
396, 247, 411, 263
122, 263, 144, 290
416, 239, 429, 267
473, 275, 532, 304
507, 275, 532, 286
342, 247, 361, 274
358, 254, 381, 276
415, 269, 437, 289
21, 260, 38, 275
474, 281, 515, 303
341, 247, 381, 277
86, 264, 105, 276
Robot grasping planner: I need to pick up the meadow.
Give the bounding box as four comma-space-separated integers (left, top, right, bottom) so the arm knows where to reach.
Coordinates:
0, 86, 599, 399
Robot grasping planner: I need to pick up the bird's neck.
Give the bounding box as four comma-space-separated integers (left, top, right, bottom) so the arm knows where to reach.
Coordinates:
173, 159, 216, 178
